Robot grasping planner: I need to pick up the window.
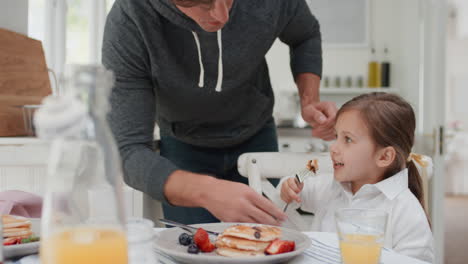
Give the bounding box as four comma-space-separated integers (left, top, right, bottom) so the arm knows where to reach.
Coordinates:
28, 0, 114, 85
66, 0, 89, 64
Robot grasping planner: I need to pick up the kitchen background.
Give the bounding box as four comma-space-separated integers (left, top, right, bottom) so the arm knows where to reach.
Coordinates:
1, 0, 467, 263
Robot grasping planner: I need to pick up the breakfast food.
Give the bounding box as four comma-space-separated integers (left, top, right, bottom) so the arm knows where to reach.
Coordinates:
306, 159, 319, 174
216, 235, 271, 251
265, 239, 296, 255
178, 232, 192, 246
221, 225, 281, 242
216, 246, 267, 257
2, 215, 39, 246
175, 224, 295, 257
194, 228, 216, 253
215, 224, 295, 257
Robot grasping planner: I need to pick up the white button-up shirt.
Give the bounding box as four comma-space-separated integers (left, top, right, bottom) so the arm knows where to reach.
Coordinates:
291, 169, 434, 263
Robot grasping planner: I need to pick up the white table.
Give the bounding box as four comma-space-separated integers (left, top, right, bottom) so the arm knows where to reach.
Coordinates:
153, 229, 429, 264
288, 232, 429, 264
10, 230, 429, 264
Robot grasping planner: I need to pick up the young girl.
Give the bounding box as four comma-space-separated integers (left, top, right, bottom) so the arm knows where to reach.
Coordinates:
280, 93, 433, 262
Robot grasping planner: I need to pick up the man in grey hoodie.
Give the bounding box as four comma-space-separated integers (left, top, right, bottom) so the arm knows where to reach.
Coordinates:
103, 0, 337, 225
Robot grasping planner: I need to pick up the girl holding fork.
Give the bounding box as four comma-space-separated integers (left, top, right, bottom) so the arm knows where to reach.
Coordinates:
280, 93, 433, 262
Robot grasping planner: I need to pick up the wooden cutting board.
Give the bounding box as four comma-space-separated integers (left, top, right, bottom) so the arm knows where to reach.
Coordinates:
0, 28, 52, 136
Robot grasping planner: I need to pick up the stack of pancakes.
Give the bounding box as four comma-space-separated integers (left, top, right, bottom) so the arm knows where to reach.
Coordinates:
215, 225, 281, 257
2, 215, 33, 241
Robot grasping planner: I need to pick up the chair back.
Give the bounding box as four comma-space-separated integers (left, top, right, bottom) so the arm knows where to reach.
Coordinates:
237, 152, 332, 230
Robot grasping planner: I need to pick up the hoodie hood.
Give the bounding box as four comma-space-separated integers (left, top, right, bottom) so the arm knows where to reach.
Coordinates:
150, 0, 202, 32
150, 0, 233, 91
150, 0, 239, 33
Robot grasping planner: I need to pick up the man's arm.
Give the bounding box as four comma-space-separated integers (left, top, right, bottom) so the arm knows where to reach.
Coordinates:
278, 0, 337, 140
296, 73, 337, 140
164, 170, 286, 225
103, 3, 286, 224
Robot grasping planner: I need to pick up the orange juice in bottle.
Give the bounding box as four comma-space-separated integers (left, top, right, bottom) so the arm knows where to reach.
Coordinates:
37, 66, 128, 264
41, 227, 127, 264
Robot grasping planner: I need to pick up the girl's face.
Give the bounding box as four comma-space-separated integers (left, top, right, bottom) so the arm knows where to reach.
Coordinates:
176, 0, 234, 32
329, 110, 385, 193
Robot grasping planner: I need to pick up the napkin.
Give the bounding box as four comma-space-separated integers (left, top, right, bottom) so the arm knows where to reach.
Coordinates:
0, 190, 42, 218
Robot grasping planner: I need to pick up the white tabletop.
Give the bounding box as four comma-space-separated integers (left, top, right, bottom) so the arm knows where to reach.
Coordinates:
10, 229, 429, 264
153, 228, 429, 264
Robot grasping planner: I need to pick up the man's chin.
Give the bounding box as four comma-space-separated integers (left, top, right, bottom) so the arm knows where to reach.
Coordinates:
200, 24, 224, 32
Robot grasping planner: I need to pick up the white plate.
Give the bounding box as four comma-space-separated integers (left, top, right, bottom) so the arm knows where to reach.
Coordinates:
154, 222, 311, 264
4, 217, 41, 259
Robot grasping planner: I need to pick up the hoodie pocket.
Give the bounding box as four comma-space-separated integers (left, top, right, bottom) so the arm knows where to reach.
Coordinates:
169, 82, 274, 142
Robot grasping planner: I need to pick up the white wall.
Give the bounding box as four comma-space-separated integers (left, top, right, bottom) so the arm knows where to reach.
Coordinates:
446, 4, 468, 131
267, 0, 423, 126
0, 0, 28, 35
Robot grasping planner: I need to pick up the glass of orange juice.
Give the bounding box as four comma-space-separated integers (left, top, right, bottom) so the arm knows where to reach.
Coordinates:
335, 208, 388, 264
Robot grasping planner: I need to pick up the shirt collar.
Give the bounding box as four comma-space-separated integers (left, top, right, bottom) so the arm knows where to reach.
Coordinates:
336, 169, 409, 200
374, 168, 409, 200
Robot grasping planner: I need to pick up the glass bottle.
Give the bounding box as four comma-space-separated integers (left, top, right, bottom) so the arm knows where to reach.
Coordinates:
334, 76, 342, 88
323, 76, 330, 88
381, 47, 391, 88
39, 65, 128, 264
345, 76, 353, 88
368, 48, 381, 88
356, 76, 364, 88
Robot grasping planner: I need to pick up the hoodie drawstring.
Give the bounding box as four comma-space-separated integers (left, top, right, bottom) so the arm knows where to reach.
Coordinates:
191, 31, 204, 88
215, 30, 223, 92
191, 30, 223, 92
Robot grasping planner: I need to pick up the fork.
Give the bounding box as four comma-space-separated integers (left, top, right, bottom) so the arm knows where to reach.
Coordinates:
158, 218, 220, 236
283, 168, 316, 212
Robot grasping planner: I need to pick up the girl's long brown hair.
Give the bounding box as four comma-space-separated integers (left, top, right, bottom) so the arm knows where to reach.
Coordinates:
337, 93, 426, 212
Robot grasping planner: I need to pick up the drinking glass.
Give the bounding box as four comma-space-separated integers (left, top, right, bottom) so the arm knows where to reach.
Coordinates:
127, 218, 157, 264
335, 208, 388, 264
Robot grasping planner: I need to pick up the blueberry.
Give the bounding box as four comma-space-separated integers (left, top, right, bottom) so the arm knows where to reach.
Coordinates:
254, 231, 261, 239
187, 243, 200, 254
178, 233, 192, 246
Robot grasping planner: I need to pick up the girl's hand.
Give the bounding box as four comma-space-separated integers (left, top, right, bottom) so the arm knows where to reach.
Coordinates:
280, 177, 304, 204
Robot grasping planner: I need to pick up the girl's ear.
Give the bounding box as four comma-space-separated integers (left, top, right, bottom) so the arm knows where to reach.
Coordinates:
376, 146, 396, 168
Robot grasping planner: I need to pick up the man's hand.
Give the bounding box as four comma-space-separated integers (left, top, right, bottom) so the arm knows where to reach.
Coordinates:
301, 101, 337, 141
295, 73, 337, 141
164, 170, 287, 226
201, 179, 287, 226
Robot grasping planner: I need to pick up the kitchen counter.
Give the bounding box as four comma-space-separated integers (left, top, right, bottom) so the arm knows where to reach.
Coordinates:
277, 127, 313, 138
0, 137, 47, 146
276, 127, 330, 153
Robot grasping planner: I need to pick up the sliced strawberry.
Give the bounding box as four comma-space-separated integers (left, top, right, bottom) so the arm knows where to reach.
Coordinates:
3, 237, 20, 246
265, 239, 295, 255
193, 228, 216, 253
200, 241, 215, 252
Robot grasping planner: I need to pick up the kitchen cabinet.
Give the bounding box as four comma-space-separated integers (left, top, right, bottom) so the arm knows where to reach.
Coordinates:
0, 137, 144, 217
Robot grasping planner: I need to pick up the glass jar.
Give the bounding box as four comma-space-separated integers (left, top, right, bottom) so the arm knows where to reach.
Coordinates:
127, 218, 157, 264
38, 65, 128, 264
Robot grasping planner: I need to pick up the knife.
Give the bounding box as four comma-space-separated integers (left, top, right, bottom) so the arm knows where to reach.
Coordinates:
158, 218, 220, 236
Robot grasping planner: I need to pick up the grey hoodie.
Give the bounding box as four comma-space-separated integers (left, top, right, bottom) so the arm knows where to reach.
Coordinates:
102, 0, 322, 203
